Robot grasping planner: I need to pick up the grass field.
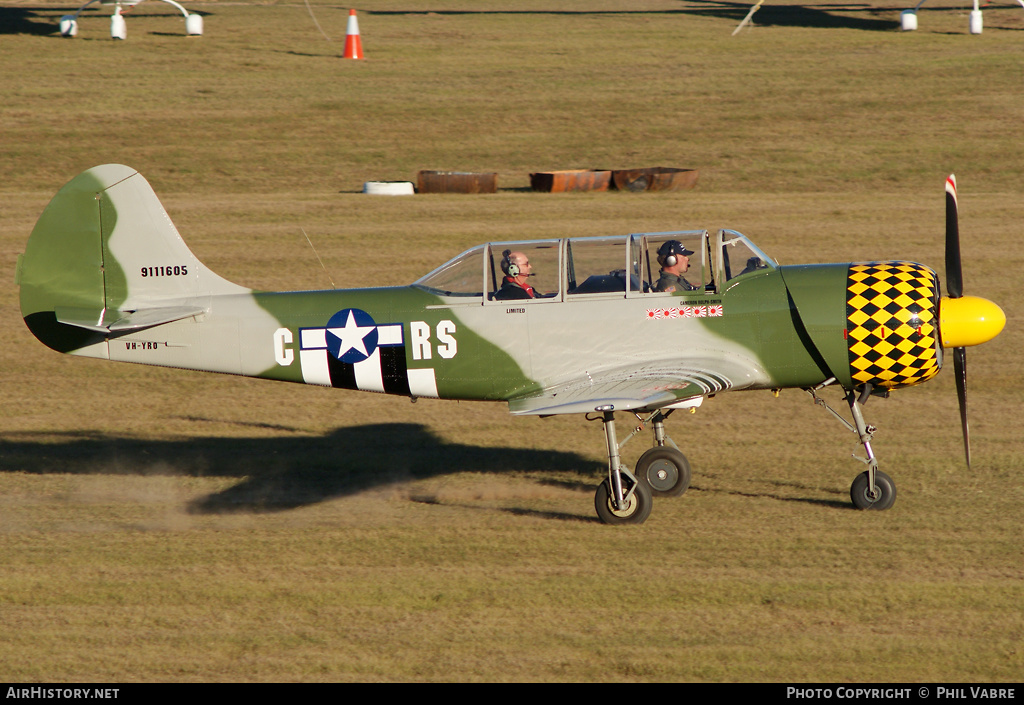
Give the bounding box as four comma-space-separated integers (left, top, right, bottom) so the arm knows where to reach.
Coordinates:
1, 0, 1022, 682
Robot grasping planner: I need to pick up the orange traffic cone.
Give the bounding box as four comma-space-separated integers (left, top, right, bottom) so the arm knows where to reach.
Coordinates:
342, 9, 364, 59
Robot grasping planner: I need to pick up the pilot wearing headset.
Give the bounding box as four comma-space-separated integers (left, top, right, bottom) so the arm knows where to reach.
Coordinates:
654, 240, 699, 293
495, 250, 538, 300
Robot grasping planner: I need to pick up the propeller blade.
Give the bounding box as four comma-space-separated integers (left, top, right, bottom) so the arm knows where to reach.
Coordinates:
953, 345, 970, 468
945, 174, 963, 298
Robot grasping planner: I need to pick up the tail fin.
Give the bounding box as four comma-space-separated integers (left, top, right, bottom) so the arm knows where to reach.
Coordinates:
18, 164, 247, 355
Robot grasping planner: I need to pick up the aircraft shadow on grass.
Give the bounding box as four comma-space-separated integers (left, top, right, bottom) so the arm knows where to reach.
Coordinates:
0, 7, 210, 37
0, 422, 605, 516
0, 4, 899, 38
729, 480, 851, 510
1, 422, 861, 516
13, 4, 1015, 39
680, 1, 897, 31
0, 7, 63, 36
369, 4, 898, 32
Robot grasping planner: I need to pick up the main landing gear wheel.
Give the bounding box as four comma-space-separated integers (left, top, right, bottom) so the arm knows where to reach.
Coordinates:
595, 478, 652, 525
850, 470, 897, 510
635, 447, 691, 497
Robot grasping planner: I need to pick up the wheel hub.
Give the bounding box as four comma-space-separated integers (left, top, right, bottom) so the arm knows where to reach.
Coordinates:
607, 493, 637, 518
647, 460, 679, 492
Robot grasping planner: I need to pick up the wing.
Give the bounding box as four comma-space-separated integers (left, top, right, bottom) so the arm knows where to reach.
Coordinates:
507, 355, 765, 416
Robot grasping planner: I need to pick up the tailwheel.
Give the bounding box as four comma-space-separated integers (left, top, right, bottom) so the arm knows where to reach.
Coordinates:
595, 478, 652, 525
636, 447, 691, 497
850, 470, 897, 511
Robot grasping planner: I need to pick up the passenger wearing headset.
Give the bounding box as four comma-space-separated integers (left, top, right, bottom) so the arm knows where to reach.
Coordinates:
495, 249, 538, 300
654, 240, 698, 293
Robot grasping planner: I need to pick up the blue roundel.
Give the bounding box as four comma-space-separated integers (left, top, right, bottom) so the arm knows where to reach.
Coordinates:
325, 308, 379, 364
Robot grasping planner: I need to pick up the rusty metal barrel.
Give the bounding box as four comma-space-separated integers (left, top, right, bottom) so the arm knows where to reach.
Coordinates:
417, 171, 497, 194
611, 167, 699, 192
529, 170, 612, 193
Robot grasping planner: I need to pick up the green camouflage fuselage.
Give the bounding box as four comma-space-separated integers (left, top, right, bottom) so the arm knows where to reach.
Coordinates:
18, 165, 943, 418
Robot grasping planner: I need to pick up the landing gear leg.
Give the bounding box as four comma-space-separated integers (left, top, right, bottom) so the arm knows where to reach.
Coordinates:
806, 382, 897, 511
651, 409, 672, 448
846, 386, 896, 510
594, 411, 652, 525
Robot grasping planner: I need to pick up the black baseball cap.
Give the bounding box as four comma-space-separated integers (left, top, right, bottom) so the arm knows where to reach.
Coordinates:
658, 240, 694, 258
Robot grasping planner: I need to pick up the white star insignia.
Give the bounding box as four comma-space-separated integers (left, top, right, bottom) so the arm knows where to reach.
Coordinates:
328, 310, 374, 359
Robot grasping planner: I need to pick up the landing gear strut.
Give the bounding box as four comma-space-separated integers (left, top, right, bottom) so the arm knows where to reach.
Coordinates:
807, 381, 898, 510
590, 407, 697, 524
593, 411, 652, 525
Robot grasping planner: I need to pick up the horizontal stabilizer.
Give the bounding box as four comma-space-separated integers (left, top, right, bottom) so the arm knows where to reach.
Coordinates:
55, 305, 206, 333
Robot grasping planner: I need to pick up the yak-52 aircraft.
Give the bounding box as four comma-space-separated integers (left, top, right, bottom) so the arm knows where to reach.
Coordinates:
17, 165, 1006, 524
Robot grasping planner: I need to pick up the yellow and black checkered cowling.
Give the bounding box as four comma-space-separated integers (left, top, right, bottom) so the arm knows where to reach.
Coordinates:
846, 262, 941, 390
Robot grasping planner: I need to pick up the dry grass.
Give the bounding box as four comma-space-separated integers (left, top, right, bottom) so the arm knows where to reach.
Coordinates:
1, 0, 1023, 682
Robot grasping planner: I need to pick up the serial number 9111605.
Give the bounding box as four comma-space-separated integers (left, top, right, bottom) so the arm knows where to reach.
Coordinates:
141, 265, 188, 277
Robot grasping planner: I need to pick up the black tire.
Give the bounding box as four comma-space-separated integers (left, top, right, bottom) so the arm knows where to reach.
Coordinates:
635, 447, 691, 497
594, 478, 653, 525
850, 470, 897, 510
